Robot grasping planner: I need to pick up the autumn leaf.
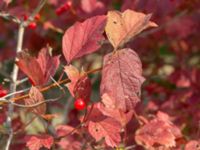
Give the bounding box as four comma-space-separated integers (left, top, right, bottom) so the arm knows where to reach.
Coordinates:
24, 86, 46, 115
86, 103, 122, 147
17, 47, 60, 86
62, 15, 106, 63
64, 65, 91, 102
100, 48, 145, 112
80, 0, 106, 16
56, 125, 75, 137
99, 93, 133, 127
135, 111, 182, 149
88, 118, 121, 148
105, 9, 157, 49
26, 134, 54, 150
185, 140, 200, 150
57, 137, 82, 150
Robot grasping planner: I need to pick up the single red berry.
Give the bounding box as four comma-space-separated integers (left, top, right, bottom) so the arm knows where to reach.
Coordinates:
28, 22, 37, 29
23, 14, 28, 21
0, 89, 8, 98
34, 14, 41, 21
74, 98, 86, 110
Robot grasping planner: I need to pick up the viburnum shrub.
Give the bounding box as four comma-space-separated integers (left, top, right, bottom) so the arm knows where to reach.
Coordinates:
0, 0, 200, 150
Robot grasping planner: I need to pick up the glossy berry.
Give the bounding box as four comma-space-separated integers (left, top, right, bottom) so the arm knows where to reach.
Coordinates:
74, 98, 86, 110
0, 89, 8, 98
28, 22, 37, 29
55, 1, 72, 16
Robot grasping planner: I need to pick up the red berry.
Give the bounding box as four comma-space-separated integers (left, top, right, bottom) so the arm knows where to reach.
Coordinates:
23, 14, 28, 21
74, 98, 86, 110
0, 89, 8, 98
28, 22, 37, 29
34, 14, 41, 21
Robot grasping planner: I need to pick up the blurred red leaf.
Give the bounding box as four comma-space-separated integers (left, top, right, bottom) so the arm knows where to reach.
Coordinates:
62, 15, 106, 63
26, 134, 54, 150
24, 86, 46, 115
17, 47, 60, 86
56, 125, 75, 137
100, 48, 145, 112
135, 111, 182, 149
80, 0, 106, 17
64, 65, 91, 102
185, 140, 200, 150
57, 137, 82, 150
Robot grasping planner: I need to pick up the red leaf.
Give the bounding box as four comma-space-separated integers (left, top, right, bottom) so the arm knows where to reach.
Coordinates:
99, 93, 133, 127
88, 118, 121, 148
57, 137, 82, 150
64, 65, 91, 102
25, 86, 46, 115
185, 140, 200, 150
17, 47, 60, 86
62, 15, 106, 63
26, 134, 54, 150
100, 48, 145, 111
86, 103, 121, 147
56, 125, 75, 137
135, 111, 182, 149
80, 0, 106, 16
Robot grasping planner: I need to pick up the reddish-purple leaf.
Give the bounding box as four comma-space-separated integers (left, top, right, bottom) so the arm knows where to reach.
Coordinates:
99, 93, 133, 127
135, 111, 182, 149
57, 137, 82, 150
80, 0, 106, 16
25, 86, 46, 115
100, 48, 145, 111
26, 134, 54, 150
56, 125, 75, 137
62, 15, 106, 63
86, 103, 121, 147
17, 47, 60, 86
185, 140, 200, 150
88, 118, 121, 148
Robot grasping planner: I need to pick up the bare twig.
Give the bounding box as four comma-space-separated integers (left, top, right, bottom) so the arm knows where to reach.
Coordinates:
0, 11, 20, 23
4, 0, 47, 149
5, 23, 25, 150
22, 0, 47, 27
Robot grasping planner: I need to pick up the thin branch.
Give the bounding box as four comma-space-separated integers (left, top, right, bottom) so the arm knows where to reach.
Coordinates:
4, 1, 48, 149
5, 23, 25, 150
11, 67, 101, 103
0, 11, 20, 23
22, 0, 47, 27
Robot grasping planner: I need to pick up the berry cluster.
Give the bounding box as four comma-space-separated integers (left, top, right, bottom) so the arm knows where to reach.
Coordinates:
56, 1, 72, 16
23, 13, 41, 30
